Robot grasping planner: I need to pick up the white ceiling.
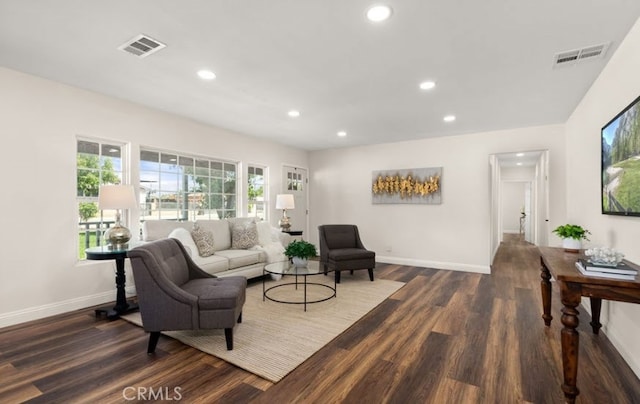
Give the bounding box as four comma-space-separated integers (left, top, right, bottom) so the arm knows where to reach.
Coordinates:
496, 151, 542, 168
1, 1, 639, 151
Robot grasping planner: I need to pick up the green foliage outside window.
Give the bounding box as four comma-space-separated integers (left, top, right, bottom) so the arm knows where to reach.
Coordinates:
77, 155, 120, 197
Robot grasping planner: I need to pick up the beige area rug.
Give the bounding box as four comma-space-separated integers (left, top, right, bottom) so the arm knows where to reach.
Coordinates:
121, 276, 405, 382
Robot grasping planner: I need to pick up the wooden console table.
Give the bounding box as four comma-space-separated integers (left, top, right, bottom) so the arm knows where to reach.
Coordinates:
539, 247, 640, 403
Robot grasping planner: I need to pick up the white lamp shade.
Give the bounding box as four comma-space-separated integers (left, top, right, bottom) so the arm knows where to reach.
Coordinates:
98, 185, 137, 210
275, 194, 295, 210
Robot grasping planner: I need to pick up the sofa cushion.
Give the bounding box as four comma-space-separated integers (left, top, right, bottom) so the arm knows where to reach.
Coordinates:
197, 220, 231, 251
191, 223, 215, 257
215, 249, 263, 269
230, 220, 259, 249
192, 254, 229, 274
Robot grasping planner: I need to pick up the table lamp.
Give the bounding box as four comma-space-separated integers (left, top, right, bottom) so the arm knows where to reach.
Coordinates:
99, 184, 137, 249
275, 194, 295, 231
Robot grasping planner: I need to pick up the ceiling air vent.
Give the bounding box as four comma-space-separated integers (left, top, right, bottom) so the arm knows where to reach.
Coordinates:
118, 34, 166, 58
552, 42, 609, 68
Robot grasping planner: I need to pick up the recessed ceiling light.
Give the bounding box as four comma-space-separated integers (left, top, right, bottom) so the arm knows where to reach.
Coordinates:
366, 5, 392, 22
443, 115, 456, 122
419, 81, 436, 90
517, 162, 523, 166
288, 110, 300, 118
337, 131, 347, 137
516, 152, 524, 157
197, 69, 216, 80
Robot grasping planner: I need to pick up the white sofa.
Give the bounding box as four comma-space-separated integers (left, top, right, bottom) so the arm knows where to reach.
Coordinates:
141, 218, 291, 280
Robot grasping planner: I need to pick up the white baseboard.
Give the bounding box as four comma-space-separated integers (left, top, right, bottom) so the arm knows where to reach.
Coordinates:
376, 255, 491, 274
0, 286, 136, 329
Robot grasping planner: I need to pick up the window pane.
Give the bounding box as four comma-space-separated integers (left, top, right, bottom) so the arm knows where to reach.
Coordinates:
141, 149, 159, 163
195, 159, 209, 176
210, 178, 223, 193
194, 176, 209, 193
161, 153, 178, 165
225, 195, 236, 210
224, 179, 236, 194
224, 163, 236, 177
77, 168, 99, 197
210, 194, 223, 209
77, 140, 99, 155
211, 162, 223, 177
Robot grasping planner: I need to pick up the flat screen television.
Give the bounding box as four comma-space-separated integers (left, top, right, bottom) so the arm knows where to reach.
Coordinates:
601, 94, 640, 216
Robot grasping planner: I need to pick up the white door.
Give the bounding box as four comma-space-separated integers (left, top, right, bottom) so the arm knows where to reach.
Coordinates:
282, 166, 308, 236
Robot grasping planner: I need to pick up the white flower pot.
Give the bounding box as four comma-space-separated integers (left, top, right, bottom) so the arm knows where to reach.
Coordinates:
292, 257, 308, 268
562, 238, 581, 253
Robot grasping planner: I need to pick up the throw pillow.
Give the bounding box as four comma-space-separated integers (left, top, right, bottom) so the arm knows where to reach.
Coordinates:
231, 220, 259, 249
168, 227, 199, 257
191, 222, 215, 257
255, 220, 275, 246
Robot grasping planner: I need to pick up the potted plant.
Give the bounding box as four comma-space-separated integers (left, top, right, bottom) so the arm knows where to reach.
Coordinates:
284, 240, 318, 267
552, 224, 591, 253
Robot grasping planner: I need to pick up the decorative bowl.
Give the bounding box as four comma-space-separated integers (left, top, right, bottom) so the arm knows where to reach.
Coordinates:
585, 247, 624, 267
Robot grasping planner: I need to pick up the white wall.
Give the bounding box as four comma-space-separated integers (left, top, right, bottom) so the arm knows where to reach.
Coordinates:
0, 67, 308, 327
308, 125, 566, 273
564, 16, 640, 376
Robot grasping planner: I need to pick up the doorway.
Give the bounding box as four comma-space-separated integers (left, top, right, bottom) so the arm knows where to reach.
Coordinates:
282, 165, 308, 237
489, 150, 549, 263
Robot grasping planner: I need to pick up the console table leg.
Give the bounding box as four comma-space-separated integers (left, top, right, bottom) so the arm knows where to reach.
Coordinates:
540, 257, 553, 326
560, 281, 581, 404
589, 297, 602, 334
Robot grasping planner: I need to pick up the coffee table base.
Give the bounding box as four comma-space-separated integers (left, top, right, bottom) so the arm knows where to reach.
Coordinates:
264, 282, 336, 311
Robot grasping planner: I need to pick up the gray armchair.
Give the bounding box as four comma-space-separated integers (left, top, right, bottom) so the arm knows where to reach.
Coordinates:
318, 224, 375, 283
128, 238, 246, 353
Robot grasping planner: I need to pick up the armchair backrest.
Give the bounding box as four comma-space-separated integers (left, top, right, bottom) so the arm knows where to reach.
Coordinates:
128, 238, 207, 331
129, 238, 191, 287
318, 224, 368, 260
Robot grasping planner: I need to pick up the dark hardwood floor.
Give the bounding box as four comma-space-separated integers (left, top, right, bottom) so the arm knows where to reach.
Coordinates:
2, 235, 640, 403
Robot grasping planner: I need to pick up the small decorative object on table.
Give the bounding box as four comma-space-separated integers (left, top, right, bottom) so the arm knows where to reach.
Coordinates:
552, 224, 590, 253
284, 240, 318, 268
585, 247, 624, 267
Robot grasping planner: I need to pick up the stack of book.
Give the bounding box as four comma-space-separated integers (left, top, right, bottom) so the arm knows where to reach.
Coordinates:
575, 259, 638, 280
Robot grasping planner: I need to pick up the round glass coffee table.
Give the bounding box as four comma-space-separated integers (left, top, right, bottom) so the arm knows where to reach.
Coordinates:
263, 260, 336, 311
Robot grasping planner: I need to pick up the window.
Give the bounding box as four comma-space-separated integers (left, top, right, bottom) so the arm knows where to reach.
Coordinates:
140, 148, 237, 221
247, 165, 267, 220
76, 138, 126, 259
287, 170, 303, 191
